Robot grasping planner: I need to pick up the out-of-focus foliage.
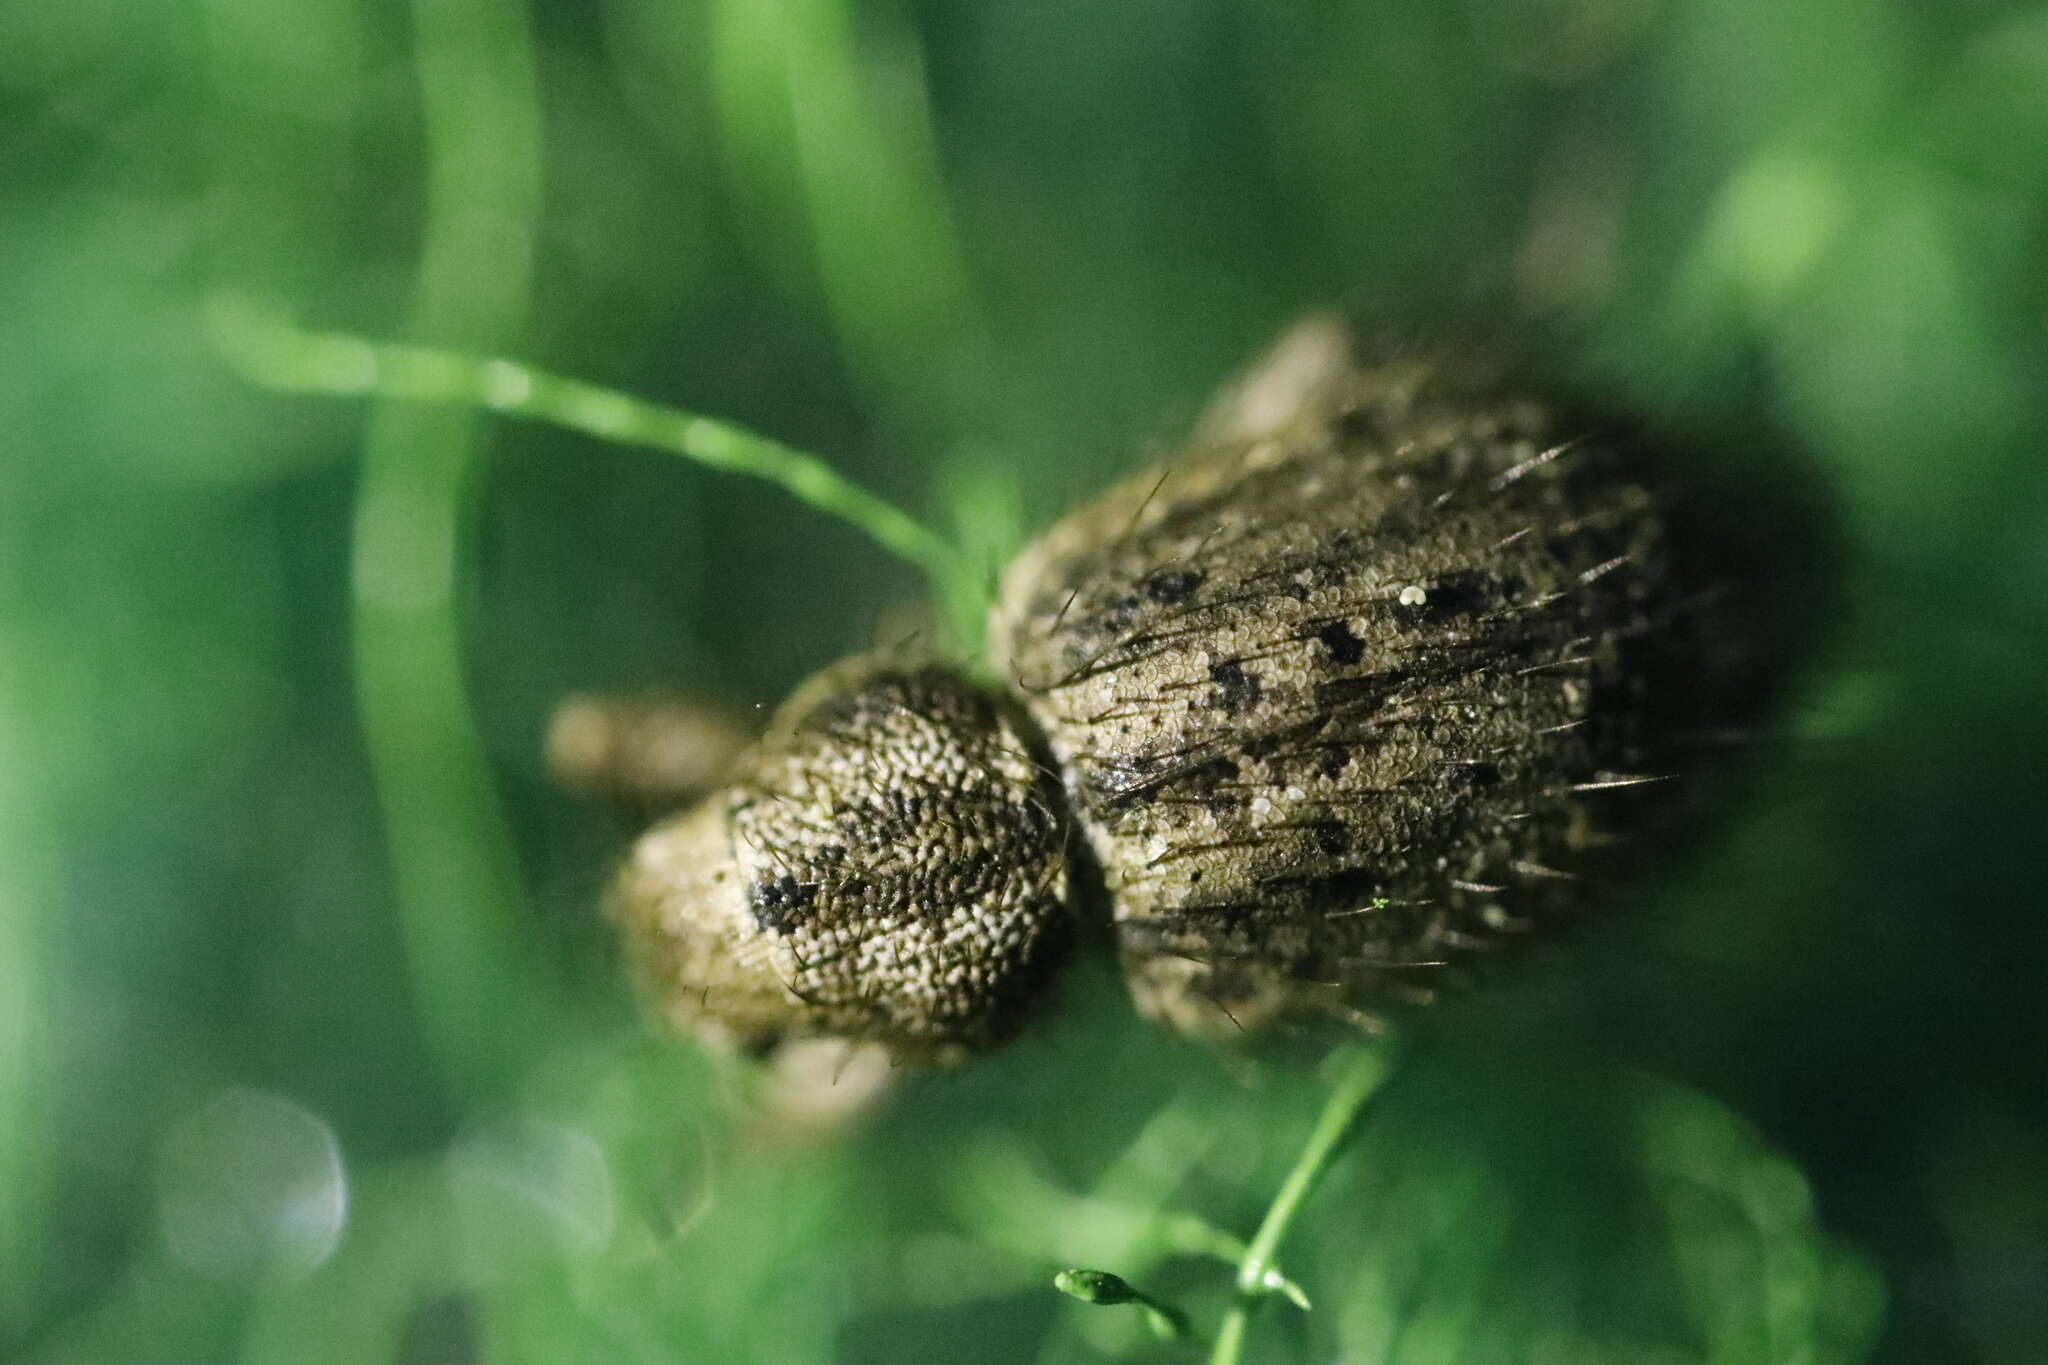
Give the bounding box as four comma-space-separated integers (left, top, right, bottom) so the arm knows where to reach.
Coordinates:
4, 1, 2047, 1361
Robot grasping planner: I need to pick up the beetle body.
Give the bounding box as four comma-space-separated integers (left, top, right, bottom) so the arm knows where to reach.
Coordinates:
601, 322, 1773, 1061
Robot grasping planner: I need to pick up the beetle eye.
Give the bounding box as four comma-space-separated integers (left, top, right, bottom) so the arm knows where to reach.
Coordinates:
609, 656, 1073, 1064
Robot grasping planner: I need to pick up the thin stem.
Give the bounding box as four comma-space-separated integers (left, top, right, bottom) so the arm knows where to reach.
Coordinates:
345, 0, 553, 1102
1210, 1044, 1399, 1365
710, 0, 1001, 650
211, 300, 969, 598
0, 591, 53, 1332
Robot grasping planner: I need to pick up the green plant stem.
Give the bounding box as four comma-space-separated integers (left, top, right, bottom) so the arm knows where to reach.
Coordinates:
348, 0, 552, 1102
709, 0, 1001, 650
1210, 1045, 1398, 1365
212, 302, 968, 599
0, 602, 52, 1333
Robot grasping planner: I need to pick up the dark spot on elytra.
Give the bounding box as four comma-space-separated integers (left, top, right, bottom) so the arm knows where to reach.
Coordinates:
1314, 669, 1404, 715
1097, 592, 1144, 633
1449, 761, 1501, 787
1306, 866, 1383, 912
1314, 619, 1366, 666
1208, 659, 1264, 715
1392, 570, 1499, 627
749, 873, 816, 933
1311, 821, 1352, 857
1143, 567, 1204, 604
1319, 744, 1352, 779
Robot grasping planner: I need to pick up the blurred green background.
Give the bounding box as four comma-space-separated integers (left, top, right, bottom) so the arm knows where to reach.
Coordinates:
6, 1, 2048, 1361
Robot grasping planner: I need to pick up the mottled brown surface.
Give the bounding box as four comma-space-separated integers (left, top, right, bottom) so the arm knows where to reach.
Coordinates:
993, 342, 1682, 1037
605, 326, 1761, 1060
611, 658, 1071, 1062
